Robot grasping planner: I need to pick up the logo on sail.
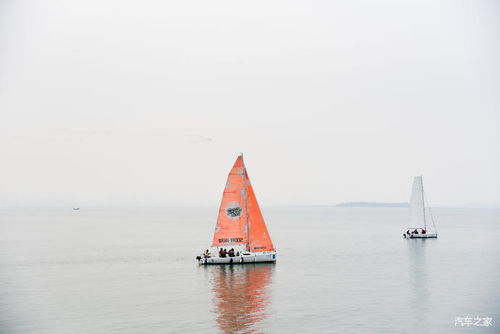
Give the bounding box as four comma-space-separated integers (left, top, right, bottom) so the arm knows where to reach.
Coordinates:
226, 202, 242, 220
218, 237, 244, 243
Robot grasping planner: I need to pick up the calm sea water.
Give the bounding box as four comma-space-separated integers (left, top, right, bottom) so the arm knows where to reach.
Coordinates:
1, 207, 499, 333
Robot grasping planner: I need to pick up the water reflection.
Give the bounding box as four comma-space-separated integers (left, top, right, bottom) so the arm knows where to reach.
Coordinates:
205, 264, 274, 334
407, 240, 430, 325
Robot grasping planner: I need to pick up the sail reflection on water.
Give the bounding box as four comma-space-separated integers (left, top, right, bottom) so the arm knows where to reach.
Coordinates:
206, 264, 274, 334
407, 240, 430, 326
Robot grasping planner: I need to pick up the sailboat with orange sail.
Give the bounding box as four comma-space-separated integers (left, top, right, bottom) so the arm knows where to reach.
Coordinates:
197, 154, 276, 265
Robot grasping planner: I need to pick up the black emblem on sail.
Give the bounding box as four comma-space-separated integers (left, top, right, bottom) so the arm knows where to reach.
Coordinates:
226, 206, 242, 218
225, 202, 242, 220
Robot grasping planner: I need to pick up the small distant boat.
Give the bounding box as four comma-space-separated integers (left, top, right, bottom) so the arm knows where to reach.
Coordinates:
404, 176, 438, 239
197, 154, 276, 265
73, 207, 80, 210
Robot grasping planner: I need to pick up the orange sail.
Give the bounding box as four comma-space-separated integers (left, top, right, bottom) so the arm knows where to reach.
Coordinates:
245, 170, 275, 252
212, 155, 274, 252
212, 155, 249, 247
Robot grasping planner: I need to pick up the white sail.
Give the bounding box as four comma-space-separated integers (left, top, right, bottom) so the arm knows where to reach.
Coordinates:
409, 176, 426, 229
405, 175, 438, 238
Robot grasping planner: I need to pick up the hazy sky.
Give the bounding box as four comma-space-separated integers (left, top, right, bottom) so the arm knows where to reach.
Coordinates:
0, 0, 499, 207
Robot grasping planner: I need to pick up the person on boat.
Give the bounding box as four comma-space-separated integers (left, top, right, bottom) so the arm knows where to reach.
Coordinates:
219, 248, 224, 258
203, 249, 211, 258
413, 229, 419, 234
421, 229, 426, 234
406, 230, 410, 236
221, 249, 227, 258
228, 248, 235, 257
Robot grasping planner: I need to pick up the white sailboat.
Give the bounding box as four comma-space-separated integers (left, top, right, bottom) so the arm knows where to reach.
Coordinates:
197, 154, 277, 265
404, 176, 438, 239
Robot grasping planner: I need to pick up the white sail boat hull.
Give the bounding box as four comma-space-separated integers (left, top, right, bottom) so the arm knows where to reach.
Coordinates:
407, 233, 437, 239
198, 251, 277, 265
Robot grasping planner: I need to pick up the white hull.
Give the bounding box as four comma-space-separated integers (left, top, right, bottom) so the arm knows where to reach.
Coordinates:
198, 252, 277, 265
406, 234, 437, 239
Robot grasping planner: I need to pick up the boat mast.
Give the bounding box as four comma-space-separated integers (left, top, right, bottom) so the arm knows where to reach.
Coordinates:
421, 175, 427, 231
241, 153, 251, 251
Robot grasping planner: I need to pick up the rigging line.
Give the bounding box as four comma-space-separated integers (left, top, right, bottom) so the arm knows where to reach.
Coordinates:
424, 191, 438, 233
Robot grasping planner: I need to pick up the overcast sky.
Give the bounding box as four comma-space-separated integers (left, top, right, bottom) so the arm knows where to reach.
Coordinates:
0, 0, 498, 207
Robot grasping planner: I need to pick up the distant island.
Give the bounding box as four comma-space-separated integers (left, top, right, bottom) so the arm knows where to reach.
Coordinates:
336, 202, 409, 207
